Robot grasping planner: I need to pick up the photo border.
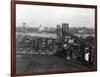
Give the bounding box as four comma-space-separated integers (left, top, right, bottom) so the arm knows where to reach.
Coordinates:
11, 0, 97, 77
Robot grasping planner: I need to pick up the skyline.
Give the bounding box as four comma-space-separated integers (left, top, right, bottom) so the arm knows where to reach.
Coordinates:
16, 23, 94, 29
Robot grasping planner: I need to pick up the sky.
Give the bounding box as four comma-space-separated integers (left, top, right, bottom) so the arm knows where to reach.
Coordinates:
16, 4, 95, 28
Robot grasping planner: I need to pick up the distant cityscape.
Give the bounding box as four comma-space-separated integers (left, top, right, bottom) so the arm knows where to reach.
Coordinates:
16, 22, 94, 34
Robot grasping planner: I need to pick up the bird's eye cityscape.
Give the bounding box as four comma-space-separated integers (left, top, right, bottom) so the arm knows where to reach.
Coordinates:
16, 5, 96, 74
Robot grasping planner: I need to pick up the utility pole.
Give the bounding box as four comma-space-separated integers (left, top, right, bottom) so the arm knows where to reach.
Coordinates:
23, 22, 26, 35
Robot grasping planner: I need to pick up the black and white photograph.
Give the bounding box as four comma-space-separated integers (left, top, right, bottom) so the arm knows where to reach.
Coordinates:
15, 2, 97, 75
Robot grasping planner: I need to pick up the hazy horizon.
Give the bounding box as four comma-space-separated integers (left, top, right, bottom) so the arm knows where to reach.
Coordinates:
16, 4, 95, 28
